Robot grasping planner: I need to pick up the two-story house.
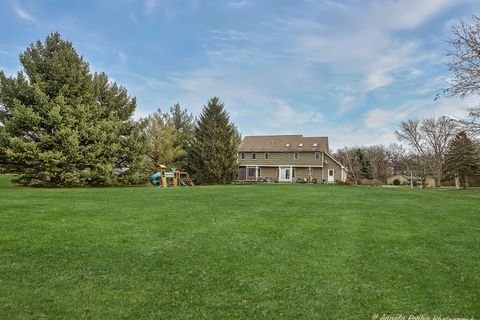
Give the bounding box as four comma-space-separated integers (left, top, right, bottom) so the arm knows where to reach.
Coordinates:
237, 135, 346, 183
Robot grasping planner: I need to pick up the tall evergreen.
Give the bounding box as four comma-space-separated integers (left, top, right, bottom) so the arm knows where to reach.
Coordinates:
189, 97, 239, 184
356, 148, 373, 180
443, 132, 480, 189
0, 33, 145, 186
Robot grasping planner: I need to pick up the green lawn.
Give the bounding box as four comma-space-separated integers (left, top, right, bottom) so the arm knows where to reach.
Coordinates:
0, 182, 479, 319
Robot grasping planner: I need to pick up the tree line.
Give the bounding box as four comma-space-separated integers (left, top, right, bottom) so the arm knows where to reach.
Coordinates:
336, 16, 480, 189
2, 15, 480, 188
0, 33, 240, 186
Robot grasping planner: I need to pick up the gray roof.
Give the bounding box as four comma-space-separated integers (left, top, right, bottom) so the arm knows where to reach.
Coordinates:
238, 135, 329, 152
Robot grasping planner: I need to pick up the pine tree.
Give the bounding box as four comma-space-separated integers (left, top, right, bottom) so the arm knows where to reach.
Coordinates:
356, 148, 373, 180
188, 97, 239, 184
0, 33, 145, 186
443, 131, 480, 189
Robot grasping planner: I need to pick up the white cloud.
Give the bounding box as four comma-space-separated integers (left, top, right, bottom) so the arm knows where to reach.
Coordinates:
144, 0, 157, 14
117, 51, 127, 63
266, 100, 325, 128
228, 0, 253, 9
13, 5, 37, 23
363, 95, 476, 130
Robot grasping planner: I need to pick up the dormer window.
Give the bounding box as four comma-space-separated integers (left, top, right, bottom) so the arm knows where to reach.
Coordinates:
298, 143, 303, 148
285, 143, 290, 148
312, 143, 318, 147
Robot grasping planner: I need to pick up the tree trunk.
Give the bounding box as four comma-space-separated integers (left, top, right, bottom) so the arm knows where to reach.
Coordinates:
455, 174, 460, 189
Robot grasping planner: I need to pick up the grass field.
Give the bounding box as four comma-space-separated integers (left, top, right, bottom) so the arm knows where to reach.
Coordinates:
1, 179, 479, 319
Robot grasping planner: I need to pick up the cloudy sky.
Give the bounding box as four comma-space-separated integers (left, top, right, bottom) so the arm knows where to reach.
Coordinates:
1, 0, 480, 148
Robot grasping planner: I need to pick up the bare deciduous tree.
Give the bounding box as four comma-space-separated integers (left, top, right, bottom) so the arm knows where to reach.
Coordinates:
336, 147, 361, 185
395, 117, 457, 186
447, 16, 480, 136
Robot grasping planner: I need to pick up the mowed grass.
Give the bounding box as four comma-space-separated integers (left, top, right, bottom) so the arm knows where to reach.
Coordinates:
0, 182, 479, 319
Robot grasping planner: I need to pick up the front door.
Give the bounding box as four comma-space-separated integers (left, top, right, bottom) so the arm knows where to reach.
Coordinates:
328, 169, 334, 183
279, 167, 291, 182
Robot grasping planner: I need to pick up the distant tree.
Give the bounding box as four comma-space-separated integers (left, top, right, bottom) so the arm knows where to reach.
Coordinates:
443, 131, 480, 189
169, 103, 195, 171
143, 109, 184, 172
188, 97, 239, 184
364, 145, 391, 182
356, 148, 373, 180
447, 16, 480, 136
0, 33, 145, 186
395, 117, 457, 186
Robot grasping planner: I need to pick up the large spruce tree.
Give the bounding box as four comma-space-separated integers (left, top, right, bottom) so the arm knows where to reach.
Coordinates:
188, 97, 239, 184
0, 33, 145, 186
443, 132, 480, 189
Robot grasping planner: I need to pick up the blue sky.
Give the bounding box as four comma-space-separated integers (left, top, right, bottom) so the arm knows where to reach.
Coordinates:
1, 0, 480, 148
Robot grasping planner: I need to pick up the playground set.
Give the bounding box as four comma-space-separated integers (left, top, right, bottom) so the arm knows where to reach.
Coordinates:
149, 165, 194, 188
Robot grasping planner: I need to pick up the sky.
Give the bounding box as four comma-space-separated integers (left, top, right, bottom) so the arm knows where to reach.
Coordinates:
1, 0, 480, 149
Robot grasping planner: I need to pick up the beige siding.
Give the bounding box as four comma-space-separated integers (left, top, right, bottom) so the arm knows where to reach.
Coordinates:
259, 167, 277, 180
314, 167, 324, 181
238, 151, 324, 166
297, 167, 309, 179
324, 153, 342, 182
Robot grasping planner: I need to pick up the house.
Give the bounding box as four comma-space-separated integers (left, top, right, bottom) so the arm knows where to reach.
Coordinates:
237, 135, 347, 183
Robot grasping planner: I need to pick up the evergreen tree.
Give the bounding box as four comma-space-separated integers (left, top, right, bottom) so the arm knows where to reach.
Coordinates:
169, 103, 195, 171
0, 33, 145, 186
188, 97, 239, 184
143, 109, 183, 172
356, 148, 373, 180
443, 131, 480, 189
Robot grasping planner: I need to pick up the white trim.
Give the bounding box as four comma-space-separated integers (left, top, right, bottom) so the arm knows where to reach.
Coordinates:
324, 151, 345, 168
328, 169, 335, 183
239, 164, 324, 168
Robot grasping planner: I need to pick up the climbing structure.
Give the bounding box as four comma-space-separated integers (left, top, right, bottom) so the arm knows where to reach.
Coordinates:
149, 166, 194, 188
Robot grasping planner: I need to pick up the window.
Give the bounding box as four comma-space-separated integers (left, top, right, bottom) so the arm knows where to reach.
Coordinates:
315, 152, 320, 160
292, 168, 296, 179
293, 152, 299, 160
285, 143, 290, 148
258, 167, 261, 177
298, 143, 303, 148
264, 153, 269, 159
312, 143, 318, 147
252, 152, 256, 159
240, 153, 245, 160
